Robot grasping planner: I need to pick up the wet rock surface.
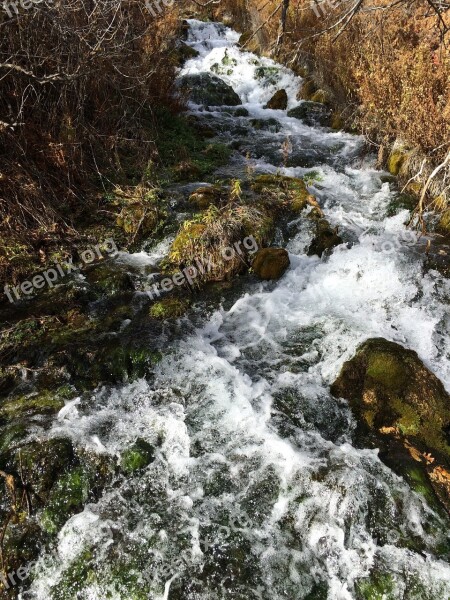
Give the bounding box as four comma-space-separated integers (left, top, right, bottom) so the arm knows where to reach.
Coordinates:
178, 73, 242, 107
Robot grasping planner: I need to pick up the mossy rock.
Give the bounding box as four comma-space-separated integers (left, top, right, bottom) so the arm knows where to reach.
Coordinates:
233, 107, 249, 117
250, 117, 282, 132
178, 73, 242, 107
174, 41, 199, 66
120, 438, 155, 473
287, 102, 331, 127
387, 149, 408, 176
252, 247, 290, 280
355, 571, 396, 600
297, 78, 316, 100
264, 89, 288, 110
188, 185, 223, 210
250, 174, 309, 212
149, 297, 189, 320
331, 338, 450, 512
307, 219, 343, 257
87, 263, 135, 297
40, 466, 90, 534
0, 385, 73, 421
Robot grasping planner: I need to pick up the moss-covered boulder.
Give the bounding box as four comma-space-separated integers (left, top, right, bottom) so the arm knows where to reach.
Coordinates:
178, 73, 242, 107
250, 174, 309, 212
307, 219, 343, 257
287, 102, 331, 127
188, 185, 223, 209
264, 89, 288, 110
252, 248, 290, 280
331, 338, 450, 512
438, 209, 450, 237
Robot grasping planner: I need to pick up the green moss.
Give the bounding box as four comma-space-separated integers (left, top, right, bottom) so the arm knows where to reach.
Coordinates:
120, 438, 155, 473
355, 572, 396, 600
49, 550, 96, 600
387, 150, 408, 176
149, 298, 189, 320
406, 467, 437, 506
366, 352, 407, 391
390, 398, 420, 435
40, 467, 89, 534
0, 386, 73, 420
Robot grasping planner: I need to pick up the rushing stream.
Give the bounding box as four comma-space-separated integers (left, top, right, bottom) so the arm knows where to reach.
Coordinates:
24, 19, 450, 600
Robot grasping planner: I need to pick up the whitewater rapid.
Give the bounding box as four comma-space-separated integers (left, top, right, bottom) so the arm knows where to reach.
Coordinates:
25, 19, 450, 600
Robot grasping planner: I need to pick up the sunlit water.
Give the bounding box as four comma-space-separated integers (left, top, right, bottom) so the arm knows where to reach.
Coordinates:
25, 19, 450, 600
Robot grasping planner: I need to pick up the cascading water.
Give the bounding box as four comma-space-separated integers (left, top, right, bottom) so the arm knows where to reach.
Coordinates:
24, 19, 450, 600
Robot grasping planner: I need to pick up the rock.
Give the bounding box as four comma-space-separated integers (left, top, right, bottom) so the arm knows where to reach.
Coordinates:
120, 438, 155, 473
189, 185, 223, 209
178, 73, 242, 107
287, 102, 331, 127
149, 298, 189, 320
307, 219, 342, 257
234, 107, 249, 117
174, 41, 199, 66
252, 248, 290, 280
331, 338, 450, 513
250, 117, 282, 132
264, 89, 288, 110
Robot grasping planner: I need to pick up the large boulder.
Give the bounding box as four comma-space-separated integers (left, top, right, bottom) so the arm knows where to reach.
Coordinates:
287, 101, 331, 127
264, 89, 288, 110
252, 248, 290, 280
331, 338, 450, 513
178, 73, 242, 107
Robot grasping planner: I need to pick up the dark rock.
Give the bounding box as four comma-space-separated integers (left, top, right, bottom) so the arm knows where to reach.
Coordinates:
307, 219, 342, 257
287, 102, 332, 127
250, 117, 282, 132
252, 248, 290, 280
174, 41, 199, 66
264, 89, 288, 110
178, 73, 242, 107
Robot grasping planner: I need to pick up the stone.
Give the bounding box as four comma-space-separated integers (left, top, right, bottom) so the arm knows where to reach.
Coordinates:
264, 89, 288, 110
178, 73, 242, 107
287, 102, 331, 127
252, 247, 290, 280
